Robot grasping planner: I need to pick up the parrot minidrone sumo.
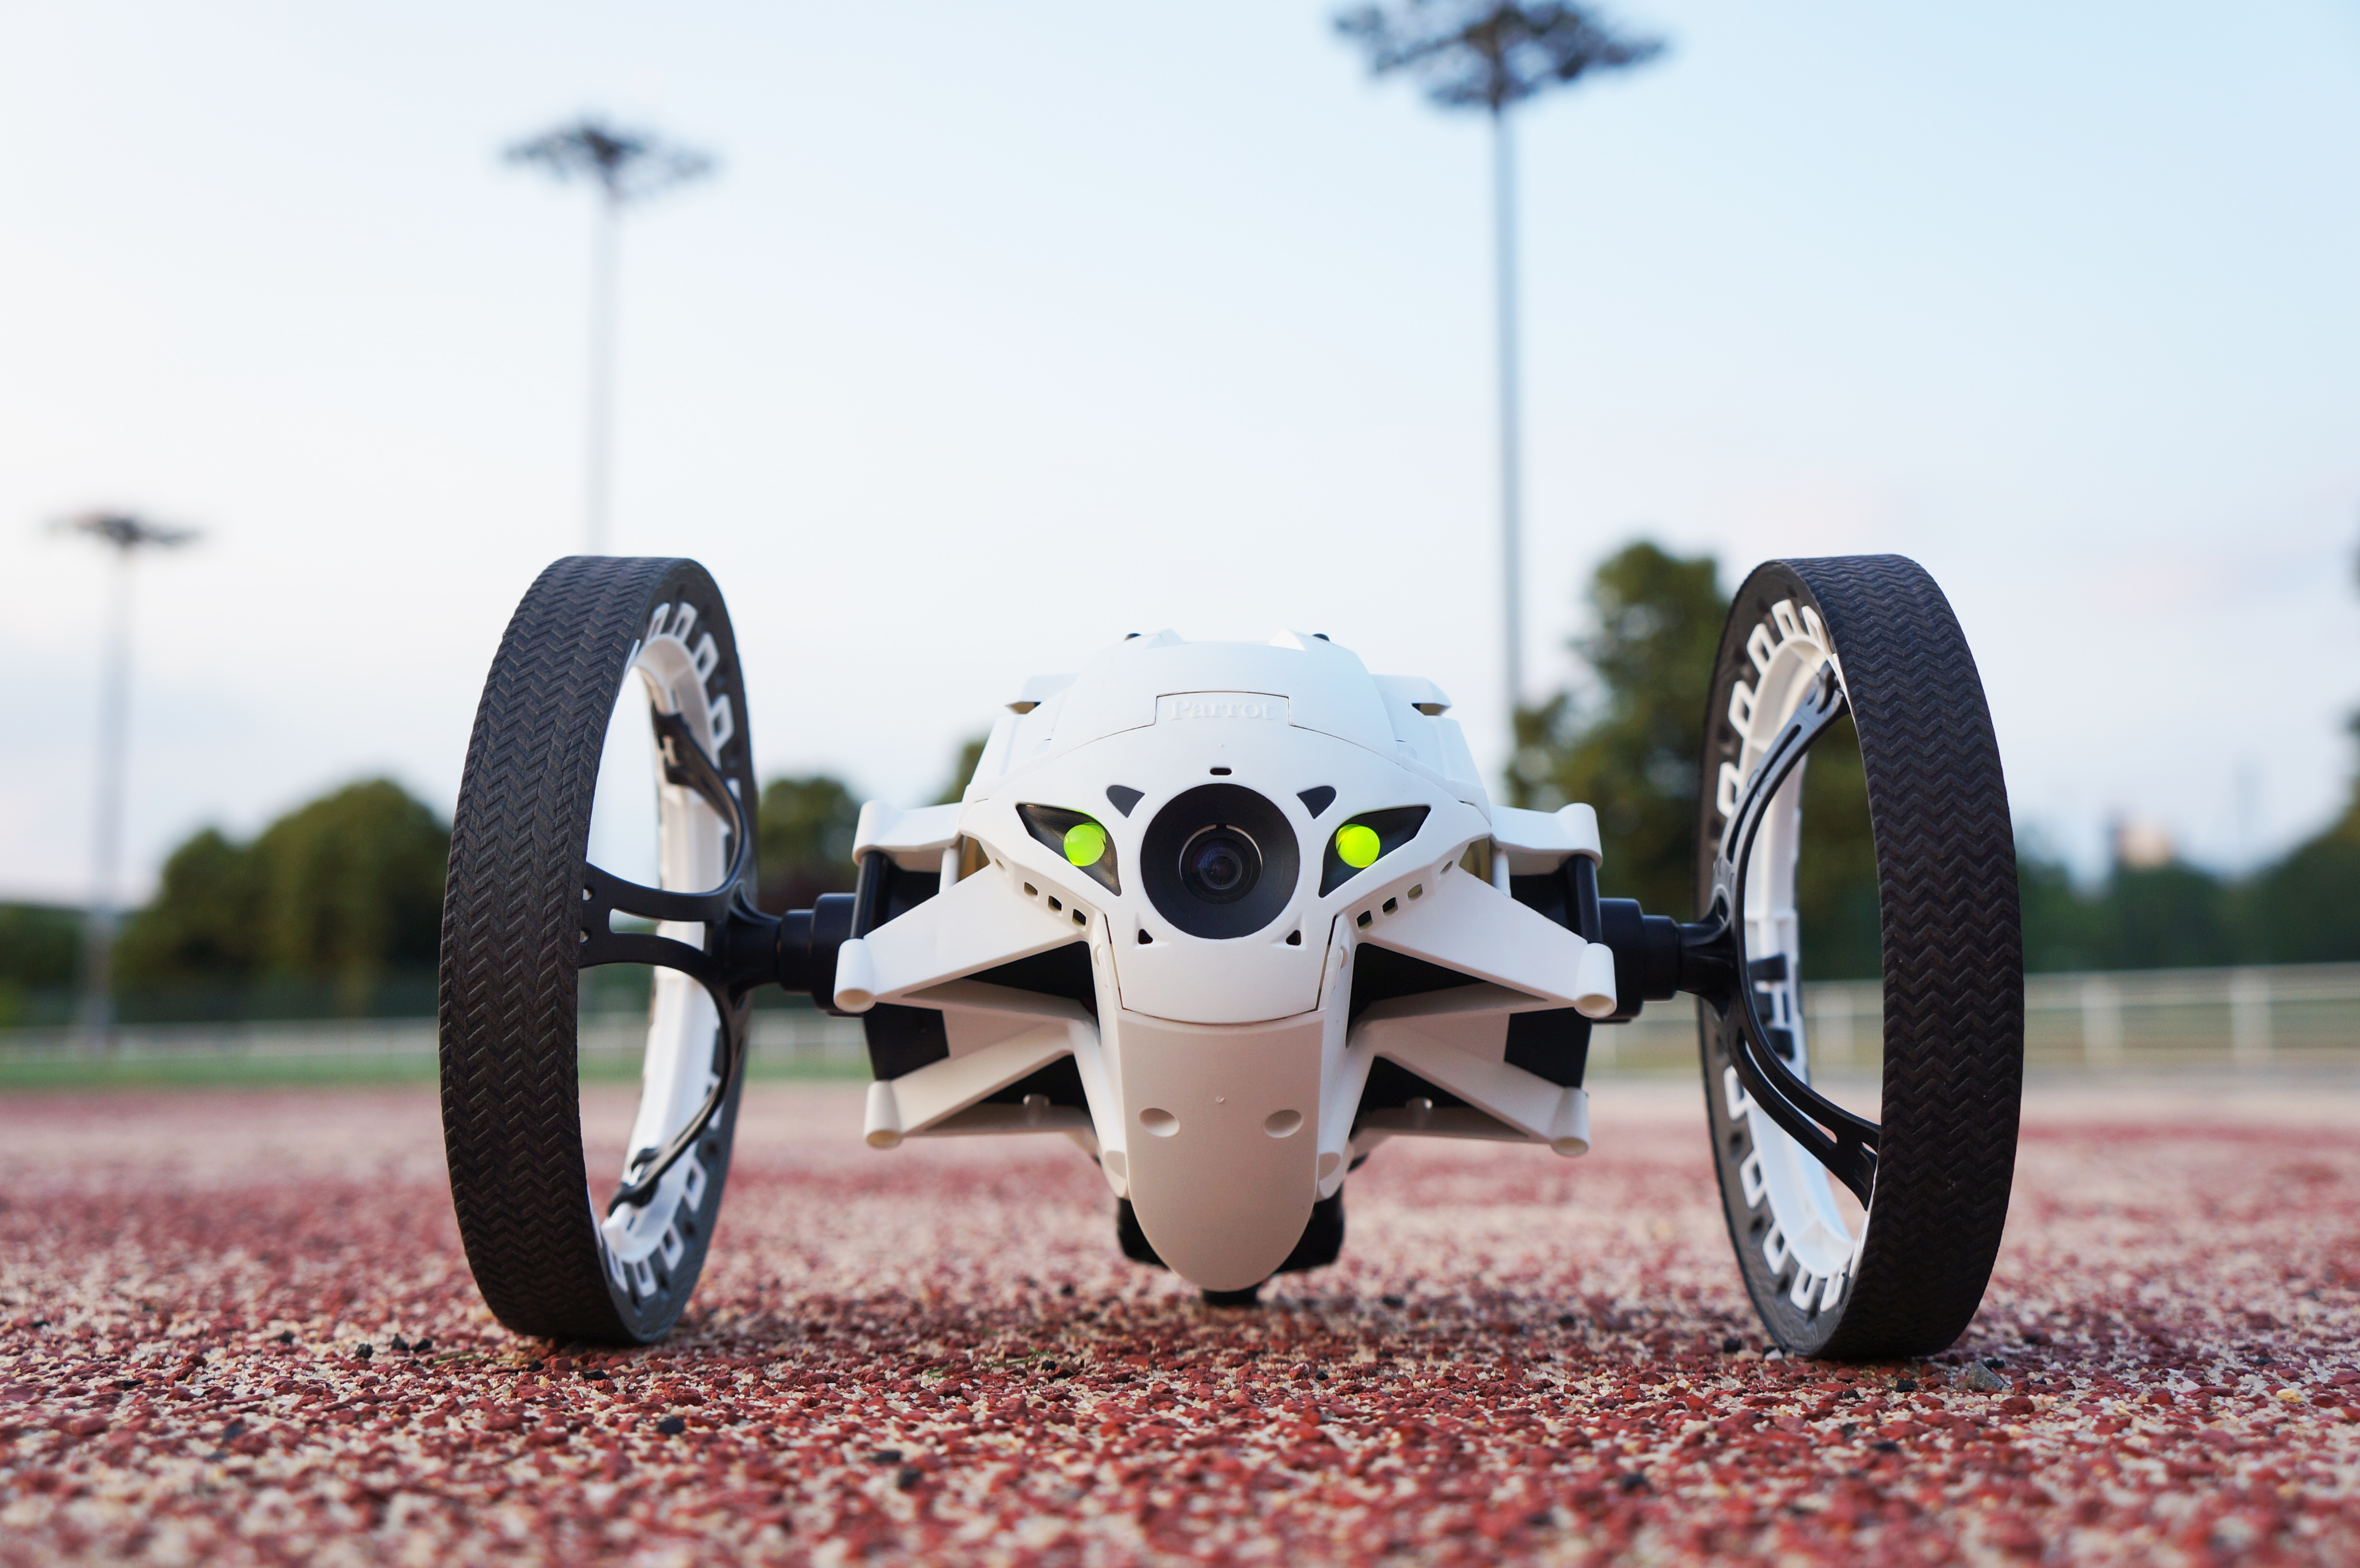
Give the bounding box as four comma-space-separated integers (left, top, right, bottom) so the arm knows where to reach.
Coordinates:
438, 553, 2021, 1361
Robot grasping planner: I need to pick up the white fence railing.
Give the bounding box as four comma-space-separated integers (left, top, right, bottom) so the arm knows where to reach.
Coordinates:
3, 964, 2355, 1077
1589, 962, 2360, 1074
0, 1009, 871, 1073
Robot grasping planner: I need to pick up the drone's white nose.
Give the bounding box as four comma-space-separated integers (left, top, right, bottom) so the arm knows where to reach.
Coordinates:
1110, 1010, 1324, 1292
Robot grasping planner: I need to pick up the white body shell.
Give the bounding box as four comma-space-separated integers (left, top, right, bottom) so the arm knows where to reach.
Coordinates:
831, 630, 1621, 1292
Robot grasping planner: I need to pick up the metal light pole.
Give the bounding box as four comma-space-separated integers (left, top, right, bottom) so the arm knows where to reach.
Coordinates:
1335, 1, 1663, 732
67, 512, 197, 1052
508, 118, 716, 555
1491, 104, 1524, 711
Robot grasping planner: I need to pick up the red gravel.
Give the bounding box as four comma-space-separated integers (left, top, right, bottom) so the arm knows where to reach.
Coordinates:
3, 1079, 2358, 1566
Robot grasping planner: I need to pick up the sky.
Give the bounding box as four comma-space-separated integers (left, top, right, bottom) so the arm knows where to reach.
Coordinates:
2, 0, 2358, 907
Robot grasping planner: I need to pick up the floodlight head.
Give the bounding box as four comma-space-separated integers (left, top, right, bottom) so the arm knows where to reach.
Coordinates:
1335, 0, 1664, 113
506, 116, 716, 204
65, 512, 198, 551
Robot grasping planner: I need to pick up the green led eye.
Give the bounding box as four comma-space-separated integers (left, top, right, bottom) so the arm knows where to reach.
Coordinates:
1335, 823, 1381, 870
1063, 821, 1108, 867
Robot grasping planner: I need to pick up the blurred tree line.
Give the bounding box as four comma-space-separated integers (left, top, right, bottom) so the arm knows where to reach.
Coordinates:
0, 738, 985, 1026
1510, 539, 2360, 978
8, 572, 2354, 1025
754, 739, 981, 910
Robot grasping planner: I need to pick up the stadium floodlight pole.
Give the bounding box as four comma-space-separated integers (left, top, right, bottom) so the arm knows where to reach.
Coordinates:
507, 118, 716, 555
66, 512, 198, 1053
1334, 1, 1663, 733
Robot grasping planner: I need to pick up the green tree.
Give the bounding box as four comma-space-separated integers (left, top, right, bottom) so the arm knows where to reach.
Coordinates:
1512, 539, 1883, 974
0, 902, 81, 1027
250, 781, 448, 1004
750, 736, 989, 917
935, 735, 990, 806
2017, 839, 2108, 972
2236, 715, 2360, 965
114, 778, 449, 1013
2103, 859, 2236, 969
756, 775, 861, 913
1509, 541, 1726, 919
111, 828, 261, 983
1790, 719, 1881, 978
2241, 825, 2360, 964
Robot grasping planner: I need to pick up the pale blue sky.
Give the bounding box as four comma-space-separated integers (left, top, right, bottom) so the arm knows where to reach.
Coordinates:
3, 0, 2358, 903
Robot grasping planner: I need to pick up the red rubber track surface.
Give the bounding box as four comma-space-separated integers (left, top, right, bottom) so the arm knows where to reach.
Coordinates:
3, 1081, 2358, 1566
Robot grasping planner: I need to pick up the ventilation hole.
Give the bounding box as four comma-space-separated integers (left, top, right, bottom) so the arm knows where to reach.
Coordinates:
1209, 766, 1231, 776
581, 886, 593, 902
1355, 911, 1373, 929
1285, 930, 1302, 947
1048, 895, 1062, 912
1071, 909, 1087, 926
1408, 884, 1423, 900
1136, 929, 1153, 944
1139, 1107, 1179, 1137
1382, 897, 1398, 915
1263, 1109, 1303, 1139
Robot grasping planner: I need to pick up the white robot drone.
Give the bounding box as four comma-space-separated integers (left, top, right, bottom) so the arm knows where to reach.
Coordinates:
439, 554, 2021, 1360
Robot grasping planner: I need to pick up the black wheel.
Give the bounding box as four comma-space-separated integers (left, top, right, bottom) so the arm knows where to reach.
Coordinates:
1695, 555, 2022, 1360
440, 556, 759, 1344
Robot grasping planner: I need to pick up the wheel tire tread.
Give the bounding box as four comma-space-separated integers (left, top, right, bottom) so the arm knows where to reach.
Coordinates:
1700, 554, 2023, 1360
439, 556, 705, 1343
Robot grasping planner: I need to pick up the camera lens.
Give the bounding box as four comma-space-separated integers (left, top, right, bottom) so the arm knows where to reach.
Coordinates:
1141, 784, 1301, 939
1180, 826, 1260, 904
